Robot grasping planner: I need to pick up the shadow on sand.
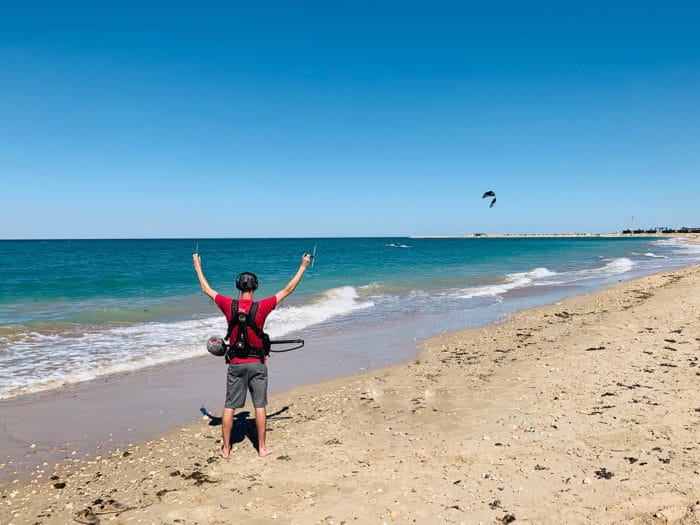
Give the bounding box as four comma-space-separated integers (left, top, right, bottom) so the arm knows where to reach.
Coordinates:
199, 405, 292, 451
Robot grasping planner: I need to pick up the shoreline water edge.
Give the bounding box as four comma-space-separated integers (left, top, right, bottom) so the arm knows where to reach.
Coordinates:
2, 236, 700, 480
3, 235, 699, 404
1, 261, 699, 523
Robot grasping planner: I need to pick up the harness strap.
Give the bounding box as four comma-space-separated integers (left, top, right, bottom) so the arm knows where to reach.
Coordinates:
246, 302, 264, 339
224, 299, 238, 342
224, 299, 269, 363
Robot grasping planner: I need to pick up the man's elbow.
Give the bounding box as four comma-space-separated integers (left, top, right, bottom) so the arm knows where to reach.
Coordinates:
277, 286, 295, 302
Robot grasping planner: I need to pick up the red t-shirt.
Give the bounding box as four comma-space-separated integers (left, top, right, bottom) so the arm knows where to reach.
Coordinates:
215, 294, 277, 364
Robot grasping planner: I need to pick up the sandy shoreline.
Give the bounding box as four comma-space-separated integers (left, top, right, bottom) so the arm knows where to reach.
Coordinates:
2, 265, 699, 524
0, 323, 425, 486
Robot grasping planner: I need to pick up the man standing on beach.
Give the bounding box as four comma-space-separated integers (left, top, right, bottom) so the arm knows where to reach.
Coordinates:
193, 252, 312, 458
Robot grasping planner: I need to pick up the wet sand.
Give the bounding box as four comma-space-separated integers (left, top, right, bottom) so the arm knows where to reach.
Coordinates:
1, 265, 699, 524
0, 324, 423, 485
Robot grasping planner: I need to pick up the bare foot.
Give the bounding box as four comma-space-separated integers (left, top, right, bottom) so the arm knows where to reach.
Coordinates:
220, 446, 230, 459
258, 446, 275, 458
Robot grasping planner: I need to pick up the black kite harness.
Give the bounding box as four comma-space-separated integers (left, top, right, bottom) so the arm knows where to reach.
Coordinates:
224, 300, 271, 363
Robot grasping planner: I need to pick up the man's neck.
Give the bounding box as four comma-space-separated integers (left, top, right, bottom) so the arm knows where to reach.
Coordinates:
240, 292, 254, 301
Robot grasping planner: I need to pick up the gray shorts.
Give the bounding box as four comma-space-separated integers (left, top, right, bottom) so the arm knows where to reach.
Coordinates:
225, 362, 268, 409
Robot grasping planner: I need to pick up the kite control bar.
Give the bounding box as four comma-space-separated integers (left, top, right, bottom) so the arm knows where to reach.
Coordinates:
269, 339, 305, 352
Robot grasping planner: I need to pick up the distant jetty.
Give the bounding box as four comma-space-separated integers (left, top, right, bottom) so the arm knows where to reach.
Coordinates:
411, 233, 628, 239
411, 230, 700, 239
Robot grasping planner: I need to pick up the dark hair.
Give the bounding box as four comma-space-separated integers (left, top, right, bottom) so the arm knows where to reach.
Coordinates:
235, 272, 259, 292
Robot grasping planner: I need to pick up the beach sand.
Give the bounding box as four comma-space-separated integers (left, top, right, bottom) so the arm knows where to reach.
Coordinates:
1, 265, 699, 524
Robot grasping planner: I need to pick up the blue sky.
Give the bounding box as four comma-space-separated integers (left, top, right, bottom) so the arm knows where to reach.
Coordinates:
1, 1, 698, 238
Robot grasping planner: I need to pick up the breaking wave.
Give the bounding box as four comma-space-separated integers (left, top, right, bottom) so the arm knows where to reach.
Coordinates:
0, 286, 374, 400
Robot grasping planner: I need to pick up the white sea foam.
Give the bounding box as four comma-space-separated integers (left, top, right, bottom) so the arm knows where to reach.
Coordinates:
539, 257, 636, 285
458, 267, 558, 298
455, 258, 638, 300
265, 286, 373, 337
630, 251, 666, 258
0, 286, 374, 400
652, 237, 700, 257
599, 257, 635, 274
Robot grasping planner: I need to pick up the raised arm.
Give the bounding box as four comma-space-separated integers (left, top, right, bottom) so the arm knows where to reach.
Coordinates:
275, 253, 312, 304
193, 253, 218, 301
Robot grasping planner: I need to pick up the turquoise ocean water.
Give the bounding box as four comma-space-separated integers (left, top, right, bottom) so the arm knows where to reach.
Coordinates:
1, 236, 699, 401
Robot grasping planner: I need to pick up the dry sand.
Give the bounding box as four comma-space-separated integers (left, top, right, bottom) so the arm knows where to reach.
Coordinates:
1, 265, 699, 524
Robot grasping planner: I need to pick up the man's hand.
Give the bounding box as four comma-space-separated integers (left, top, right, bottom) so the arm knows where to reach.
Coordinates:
193, 253, 202, 269
301, 253, 313, 268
